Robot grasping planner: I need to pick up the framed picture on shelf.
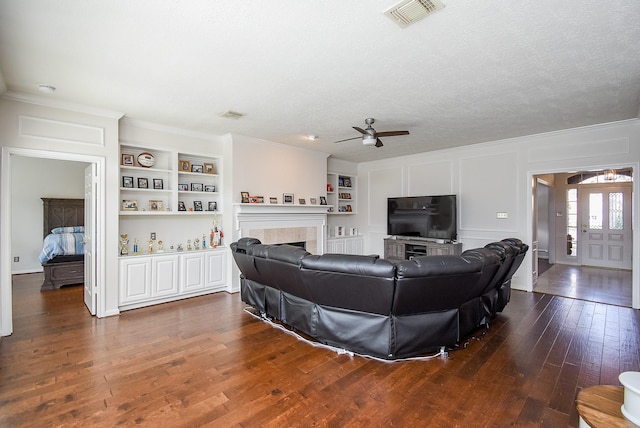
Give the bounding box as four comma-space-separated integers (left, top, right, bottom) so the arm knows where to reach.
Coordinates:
299, 198, 306, 205
153, 178, 163, 190
191, 183, 203, 192
179, 160, 191, 171
343, 177, 352, 187
178, 201, 186, 211
204, 163, 215, 174
178, 183, 188, 191
122, 176, 134, 188
283, 193, 294, 204
122, 199, 138, 211
310, 197, 317, 205
249, 196, 264, 204
320, 196, 327, 205
121, 153, 135, 166
270, 197, 278, 204
207, 201, 217, 211
193, 200, 203, 211
191, 164, 203, 173
149, 200, 163, 211
204, 185, 216, 192
137, 178, 148, 189
335, 226, 345, 237
241, 191, 250, 203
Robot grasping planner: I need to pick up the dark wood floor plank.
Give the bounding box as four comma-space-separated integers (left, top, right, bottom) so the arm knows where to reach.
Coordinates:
2, 273, 640, 427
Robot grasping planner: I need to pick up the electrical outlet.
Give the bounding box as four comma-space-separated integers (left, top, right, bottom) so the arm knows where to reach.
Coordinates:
13, 256, 19, 262
496, 212, 508, 219
150, 232, 156, 240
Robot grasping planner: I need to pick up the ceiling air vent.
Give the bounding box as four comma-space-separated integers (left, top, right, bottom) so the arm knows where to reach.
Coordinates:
220, 110, 246, 119
384, 0, 445, 28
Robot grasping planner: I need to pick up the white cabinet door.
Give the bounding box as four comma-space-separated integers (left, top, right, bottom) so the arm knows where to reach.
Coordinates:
119, 258, 152, 304
346, 237, 364, 255
205, 251, 226, 289
152, 255, 179, 297
181, 252, 205, 292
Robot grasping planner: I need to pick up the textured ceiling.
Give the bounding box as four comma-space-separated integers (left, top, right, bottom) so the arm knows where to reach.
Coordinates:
0, 1, 639, 162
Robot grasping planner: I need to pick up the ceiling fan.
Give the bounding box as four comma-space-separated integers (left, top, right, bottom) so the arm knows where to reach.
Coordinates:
334, 118, 409, 148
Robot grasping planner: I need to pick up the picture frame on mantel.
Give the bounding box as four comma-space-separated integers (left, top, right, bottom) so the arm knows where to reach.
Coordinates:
283, 193, 294, 204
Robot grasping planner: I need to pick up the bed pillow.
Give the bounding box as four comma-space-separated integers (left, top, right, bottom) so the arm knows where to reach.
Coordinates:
51, 226, 84, 234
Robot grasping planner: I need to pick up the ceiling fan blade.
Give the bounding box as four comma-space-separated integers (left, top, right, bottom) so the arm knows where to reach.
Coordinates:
333, 136, 361, 144
375, 130, 410, 137
353, 126, 367, 134
375, 138, 384, 148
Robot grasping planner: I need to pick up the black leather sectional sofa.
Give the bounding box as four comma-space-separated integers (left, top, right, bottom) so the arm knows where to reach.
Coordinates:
231, 237, 528, 360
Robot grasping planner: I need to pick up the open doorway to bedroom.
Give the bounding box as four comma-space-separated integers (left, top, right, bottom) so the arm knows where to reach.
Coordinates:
1, 148, 103, 336
533, 168, 634, 307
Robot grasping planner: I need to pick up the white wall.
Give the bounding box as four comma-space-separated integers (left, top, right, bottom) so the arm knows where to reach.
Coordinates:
11, 157, 86, 273
358, 119, 640, 307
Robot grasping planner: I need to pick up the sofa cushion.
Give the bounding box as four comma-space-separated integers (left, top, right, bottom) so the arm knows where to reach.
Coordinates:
301, 254, 396, 315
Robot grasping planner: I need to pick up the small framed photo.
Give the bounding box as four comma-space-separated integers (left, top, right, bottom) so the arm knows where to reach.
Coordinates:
320, 196, 327, 205
204, 185, 216, 192
193, 200, 203, 211
149, 200, 164, 211
191, 183, 203, 192
270, 197, 278, 204
121, 153, 135, 166
241, 191, 250, 203
122, 199, 138, 211
310, 197, 317, 205
336, 226, 345, 237
178, 201, 186, 211
204, 163, 215, 174
122, 176, 134, 188
179, 160, 191, 171
178, 183, 188, 191
343, 177, 352, 187
191, 164, 203, 173
137, 178, 148, 189
283, 193, 294, 204
208, 201, 218, 211
249, 196, 264, 204
153, 178, 163, 190
299, 198, 306, 205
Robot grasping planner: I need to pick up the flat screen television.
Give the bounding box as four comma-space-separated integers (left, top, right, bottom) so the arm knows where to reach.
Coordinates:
387, 195, 457, 242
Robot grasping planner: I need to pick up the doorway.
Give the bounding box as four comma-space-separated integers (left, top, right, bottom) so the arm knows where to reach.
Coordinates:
532, 168, 634, 307
0, 147, 105, 336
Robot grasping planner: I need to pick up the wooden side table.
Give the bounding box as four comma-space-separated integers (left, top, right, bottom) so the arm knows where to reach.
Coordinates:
576, 385, 637, 427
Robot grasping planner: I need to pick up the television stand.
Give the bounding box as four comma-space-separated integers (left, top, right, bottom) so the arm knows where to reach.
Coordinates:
384, 237, 462, 262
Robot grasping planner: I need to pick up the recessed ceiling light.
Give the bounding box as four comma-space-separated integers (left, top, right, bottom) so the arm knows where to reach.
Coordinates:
38, 84, 56, 94
307, 135, 319, 141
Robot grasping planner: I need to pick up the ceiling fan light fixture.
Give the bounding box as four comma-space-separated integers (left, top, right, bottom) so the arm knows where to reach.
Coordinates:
362, 134, 377, 146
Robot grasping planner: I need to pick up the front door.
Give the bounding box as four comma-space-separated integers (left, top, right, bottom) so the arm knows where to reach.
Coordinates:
579, 184, 632, 270
84, 164, 97, 315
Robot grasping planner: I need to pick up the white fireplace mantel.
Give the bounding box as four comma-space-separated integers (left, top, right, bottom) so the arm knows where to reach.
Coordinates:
234, 203, 329, 254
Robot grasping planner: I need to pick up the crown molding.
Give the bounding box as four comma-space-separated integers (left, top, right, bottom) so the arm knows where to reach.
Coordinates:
1, 91, 124, 120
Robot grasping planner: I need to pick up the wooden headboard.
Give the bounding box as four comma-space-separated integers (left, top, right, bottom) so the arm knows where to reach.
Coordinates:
42, 198, 84, 238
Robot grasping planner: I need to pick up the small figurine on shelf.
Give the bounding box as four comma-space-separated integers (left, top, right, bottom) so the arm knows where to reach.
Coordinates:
187, 239, 192, 251
210, 229, 216, 248
133, 238, 139, 254
148, 239, 154, 254
157, 240, 164, 253
202, 234, 206, 249
120, 234, 129, 256
194, 238, 200, 250
177, 243, 183, 252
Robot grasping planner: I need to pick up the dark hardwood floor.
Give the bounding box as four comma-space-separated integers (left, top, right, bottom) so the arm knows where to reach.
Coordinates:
2, 273, 639, 427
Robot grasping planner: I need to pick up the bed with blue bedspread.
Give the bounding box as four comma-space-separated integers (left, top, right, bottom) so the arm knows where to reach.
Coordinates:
40, 198, 85, 290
